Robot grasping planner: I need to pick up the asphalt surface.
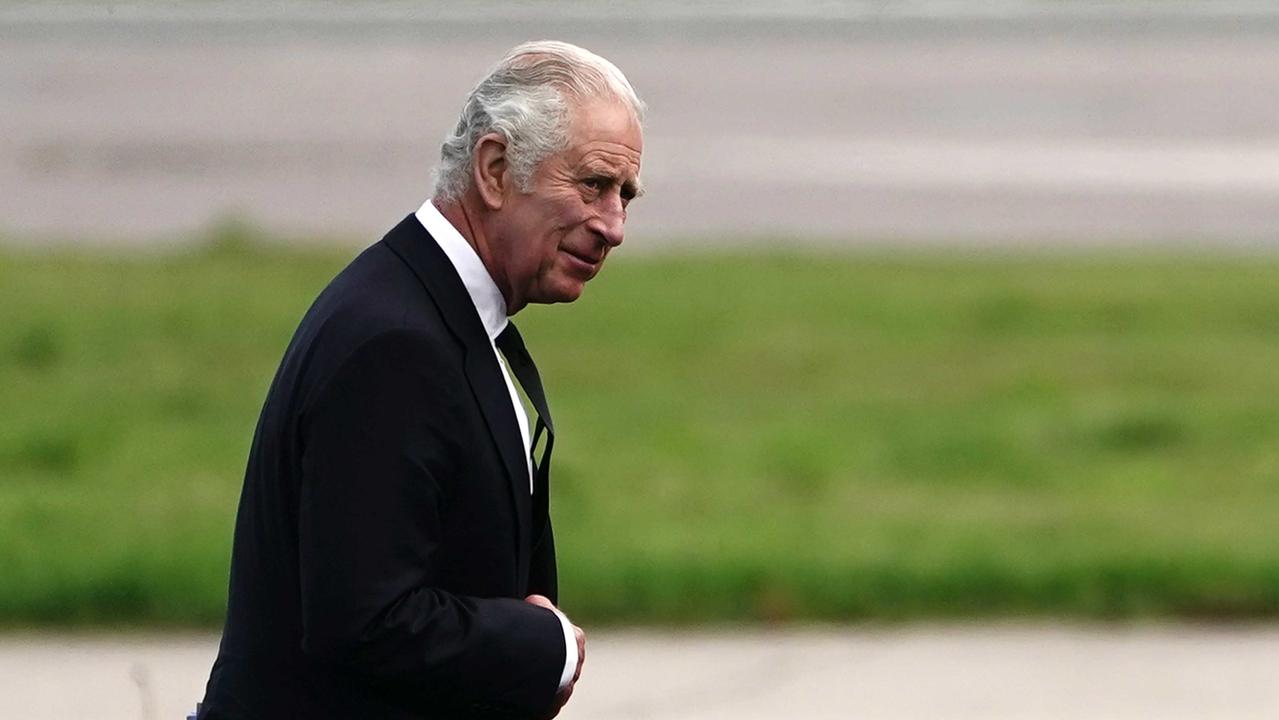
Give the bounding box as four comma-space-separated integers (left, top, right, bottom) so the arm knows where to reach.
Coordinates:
4, 3, 1279, 247
3, 625, 1277, 719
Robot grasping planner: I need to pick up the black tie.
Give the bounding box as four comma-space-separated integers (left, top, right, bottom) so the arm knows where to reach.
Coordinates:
495, 321, 554, 491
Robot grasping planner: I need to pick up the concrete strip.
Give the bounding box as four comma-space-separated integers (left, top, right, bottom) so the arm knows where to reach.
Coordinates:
1, 625, 1276, 719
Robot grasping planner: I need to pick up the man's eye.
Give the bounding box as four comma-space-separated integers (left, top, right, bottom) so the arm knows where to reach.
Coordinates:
582, 178, 606, 191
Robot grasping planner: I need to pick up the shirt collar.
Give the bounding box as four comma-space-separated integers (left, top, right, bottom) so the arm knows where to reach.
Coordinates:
415, 198, 509, 341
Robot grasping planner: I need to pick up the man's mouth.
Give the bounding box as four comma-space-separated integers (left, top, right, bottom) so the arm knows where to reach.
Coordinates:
560, 247, 602, 274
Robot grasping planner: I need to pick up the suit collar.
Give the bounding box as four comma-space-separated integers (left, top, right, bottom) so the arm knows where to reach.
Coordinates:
381, 213, 532, 583
414, 198, 510, 342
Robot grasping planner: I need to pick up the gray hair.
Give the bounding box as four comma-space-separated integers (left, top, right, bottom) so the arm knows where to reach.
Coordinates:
433, 40, 645, 202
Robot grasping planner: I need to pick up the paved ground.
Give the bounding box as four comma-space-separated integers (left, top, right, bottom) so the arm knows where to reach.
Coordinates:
3, 625, 1278, 719
4, 3, 1279, 247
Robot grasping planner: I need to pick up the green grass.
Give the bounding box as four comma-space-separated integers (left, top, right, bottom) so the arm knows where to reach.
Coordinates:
3, 235, 1279, 626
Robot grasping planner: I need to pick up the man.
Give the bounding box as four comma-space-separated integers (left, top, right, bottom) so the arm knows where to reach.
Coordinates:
197, 41, 644, 719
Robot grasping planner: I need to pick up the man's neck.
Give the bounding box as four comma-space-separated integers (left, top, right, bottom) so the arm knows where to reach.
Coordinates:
433, 195, 517, 315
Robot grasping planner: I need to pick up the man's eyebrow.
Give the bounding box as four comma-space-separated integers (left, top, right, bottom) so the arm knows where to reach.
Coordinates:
582, 164, 644, 199
622, 177, 645, 199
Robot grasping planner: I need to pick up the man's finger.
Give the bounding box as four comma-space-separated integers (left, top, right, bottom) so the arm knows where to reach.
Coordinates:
524, 593, 555, 610
543, 680, 574, 720
573, 625, 585, 682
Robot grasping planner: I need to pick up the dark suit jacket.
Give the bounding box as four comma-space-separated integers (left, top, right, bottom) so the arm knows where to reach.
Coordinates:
199, 215, 565, 719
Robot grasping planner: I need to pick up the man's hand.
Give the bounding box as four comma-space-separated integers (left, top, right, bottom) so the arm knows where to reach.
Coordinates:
525, 594, 584, 719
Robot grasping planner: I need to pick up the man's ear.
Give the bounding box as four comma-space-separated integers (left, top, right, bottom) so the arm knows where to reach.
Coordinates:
472, 133, 509, 211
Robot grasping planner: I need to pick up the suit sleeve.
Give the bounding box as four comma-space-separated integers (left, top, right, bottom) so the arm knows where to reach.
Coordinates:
296, 329, 565, 717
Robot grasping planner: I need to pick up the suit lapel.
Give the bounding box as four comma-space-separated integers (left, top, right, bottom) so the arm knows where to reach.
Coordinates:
381, 214, 531, 584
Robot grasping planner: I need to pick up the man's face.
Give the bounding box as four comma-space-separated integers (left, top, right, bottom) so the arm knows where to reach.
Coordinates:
490, 100, 643, 311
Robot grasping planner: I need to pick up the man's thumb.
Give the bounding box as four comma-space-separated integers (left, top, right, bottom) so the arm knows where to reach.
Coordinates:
525, 594, 554, 609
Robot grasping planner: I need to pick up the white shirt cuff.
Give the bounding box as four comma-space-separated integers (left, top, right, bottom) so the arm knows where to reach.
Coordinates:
550, 607, 577, 692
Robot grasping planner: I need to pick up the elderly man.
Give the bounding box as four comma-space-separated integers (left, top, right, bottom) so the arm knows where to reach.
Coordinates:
197, 41, 643, 719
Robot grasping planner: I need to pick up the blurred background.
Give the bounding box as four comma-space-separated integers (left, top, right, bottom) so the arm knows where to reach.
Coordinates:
3, 1, 1279, 718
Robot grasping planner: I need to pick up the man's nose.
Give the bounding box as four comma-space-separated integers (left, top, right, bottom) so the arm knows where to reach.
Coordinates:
591, 193, 626, 248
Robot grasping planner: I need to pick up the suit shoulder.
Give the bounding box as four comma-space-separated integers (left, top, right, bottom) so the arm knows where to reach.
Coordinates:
275, 241, 459, 410
314, 241, 448, 336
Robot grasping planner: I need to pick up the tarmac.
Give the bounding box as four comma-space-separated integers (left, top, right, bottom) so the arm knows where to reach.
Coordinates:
4, 2, 1279, 247
3, 624, 1278, 719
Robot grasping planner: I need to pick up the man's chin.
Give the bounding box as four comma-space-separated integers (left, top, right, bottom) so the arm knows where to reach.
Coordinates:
553, 284, 586, 304
531, 278, 586, 305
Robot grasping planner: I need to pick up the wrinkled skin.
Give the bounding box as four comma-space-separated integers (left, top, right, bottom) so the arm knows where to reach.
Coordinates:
445, 99, 644, 314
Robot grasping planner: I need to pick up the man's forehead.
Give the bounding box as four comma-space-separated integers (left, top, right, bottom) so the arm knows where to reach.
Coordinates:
567, 101, 641, 145
556, 99, 644, 187
576, 143, 641, 170
573, 143, 643, 191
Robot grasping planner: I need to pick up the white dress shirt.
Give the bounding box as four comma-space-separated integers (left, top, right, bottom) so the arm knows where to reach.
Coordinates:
415, 198, 577, 693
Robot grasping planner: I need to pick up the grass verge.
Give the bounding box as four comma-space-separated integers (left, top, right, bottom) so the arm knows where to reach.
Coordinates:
3, 238, 1279, 625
